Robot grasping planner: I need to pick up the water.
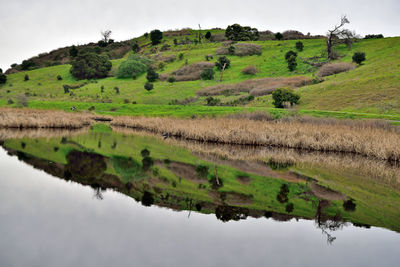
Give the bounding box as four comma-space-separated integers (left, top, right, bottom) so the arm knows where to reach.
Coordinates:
0, 127, 399, 267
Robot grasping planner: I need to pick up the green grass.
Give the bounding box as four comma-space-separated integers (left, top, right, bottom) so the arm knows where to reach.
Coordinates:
1, 34, 399, 117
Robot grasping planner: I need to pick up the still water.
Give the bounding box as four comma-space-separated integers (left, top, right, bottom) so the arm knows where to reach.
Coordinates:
0, 127, 399, 267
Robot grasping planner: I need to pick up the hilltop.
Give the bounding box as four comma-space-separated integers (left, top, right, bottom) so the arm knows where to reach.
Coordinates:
0, 27, 399, 117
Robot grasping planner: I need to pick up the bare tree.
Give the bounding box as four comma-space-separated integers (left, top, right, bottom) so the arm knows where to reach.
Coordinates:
101, 30, 112, 43
326, 16, 354, 59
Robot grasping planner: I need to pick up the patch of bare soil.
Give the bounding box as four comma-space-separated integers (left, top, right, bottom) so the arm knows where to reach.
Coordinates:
155, 160, 208, 183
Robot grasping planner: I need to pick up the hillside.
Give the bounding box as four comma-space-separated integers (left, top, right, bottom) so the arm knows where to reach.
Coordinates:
0, 28, 399, 116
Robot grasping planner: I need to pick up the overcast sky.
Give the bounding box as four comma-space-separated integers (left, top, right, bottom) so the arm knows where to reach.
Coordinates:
0, 0, 399, 71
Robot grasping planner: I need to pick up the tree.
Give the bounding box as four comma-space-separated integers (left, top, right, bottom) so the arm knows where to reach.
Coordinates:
101, 30, 112, 43
21, 59, 36, 70
295, 41, 304, 51
146, 66, 159, 82
225, 24, 259, 41
132, 42, 140, 53
272, 88, 300, 108
70, 52, 112, 80
0, 73, 6, 84
215, 56, 230, 70
144, 82, 154, 91
150, 29, 163, 45
69, 45, 78, 57
326, 16, 354, 60
352, 52, 366, 65
116, 55, 150, 78
275, 32, 283, 40
287, 55, 297, 71
205, 31, 212, 40
285, 50, 297, 61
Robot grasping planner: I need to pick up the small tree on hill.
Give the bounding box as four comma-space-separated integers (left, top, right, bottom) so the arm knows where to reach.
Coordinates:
132, 42, 140, 53
225, 24, 259, 41
101, 30, 112, 43
272, 88, 300, 108
146, 66, 159, 82
287, 55, 297, 71
150, 29, 163, 45
326, 16, 354, 60
205, 31, 212, 40
275, 32, 283, 40
295, 41, 304, 51
215, 56, 230, 70
352, 52, 366, 65
69, 45, 78, 57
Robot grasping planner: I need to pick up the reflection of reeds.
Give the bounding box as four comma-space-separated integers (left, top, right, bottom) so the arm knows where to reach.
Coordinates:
0, 127, 89, 140
0, 108, 92, 129
111, 127, 400, 189
111, 116, 400, 161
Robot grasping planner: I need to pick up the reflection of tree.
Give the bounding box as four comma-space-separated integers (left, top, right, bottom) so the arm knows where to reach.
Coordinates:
65, 150, 106, 180
315, 200, 347, 245
215, 205, 249, 222
141, 191, 154, 206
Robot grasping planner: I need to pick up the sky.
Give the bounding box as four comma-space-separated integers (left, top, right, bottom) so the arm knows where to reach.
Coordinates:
0, 0, 399, 71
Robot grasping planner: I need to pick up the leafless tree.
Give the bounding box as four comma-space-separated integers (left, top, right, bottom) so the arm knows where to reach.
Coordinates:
101, 30, 112, 43
326, 16, 354, 59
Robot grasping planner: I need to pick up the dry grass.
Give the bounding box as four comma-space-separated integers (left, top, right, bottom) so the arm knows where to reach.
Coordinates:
153, 53, 176, 63
242, 66, 258, 75
197, 76, 312, 96
216, 43, 262, 56
318, 62, 356, 77
161, 62, 214, 82
0, 128, 89, 140
110, 116, 400, 161
0, 108, 93, 129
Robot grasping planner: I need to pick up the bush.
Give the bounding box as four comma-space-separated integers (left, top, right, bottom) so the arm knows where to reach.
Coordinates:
205, 54, 213, 61
160, 44, 170, 51
21, 59, 36, 70
352, 52, 366, 65
116, 55, 150, 78
158, 62, 165, 71
57, 75, 62, 81
146, 66, 159, 82
0, 73, 6, 84
285, 50, 297, 61
70, 52, 111, 80
131, 42, 140, 53
272, 88, 300, 108
178, 53, 184, 60
242, 66, 258, 75
295, 41, 304, 51
24, 74, 29, 81
215, 56, 231, 70
225, 24, 259, 41
144, 82, 154, 91
167, 76, 176, 83
114, 86, 120, 94
150, 29, 163, 45
364, 34, 383, 39
206, 96, 220, 106
287, 55, 297, 71
201, 68, 215, 80
205, 31, 212, 40
318, 62, 356, 77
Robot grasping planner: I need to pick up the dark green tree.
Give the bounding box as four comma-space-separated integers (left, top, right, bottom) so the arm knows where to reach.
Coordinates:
150, 29, 163, 45
70, 52, 112, 80
352, 52, 366, 65
295, 41, 304, 51
0, 73, 6, 84
215, 56, 231, 70
69, 45, 78, 57
275, 32, 283, 40
205, 31, 212, 40
225, 24, 259, 41
132, 42, 140, 53
201, 68, 215, 80
144, 82, 154, 91
146, 66, 159, 82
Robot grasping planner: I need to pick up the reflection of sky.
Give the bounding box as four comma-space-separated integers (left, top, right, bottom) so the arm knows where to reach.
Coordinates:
0, 148, 399, 267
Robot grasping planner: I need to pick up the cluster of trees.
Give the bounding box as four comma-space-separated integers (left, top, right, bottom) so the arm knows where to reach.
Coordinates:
364, 34, 383, 39
70, 52, 112, 80
272, 88, 300, 108
225, 24, 259, 41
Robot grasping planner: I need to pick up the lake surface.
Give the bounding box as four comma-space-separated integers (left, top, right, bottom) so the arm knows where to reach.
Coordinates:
0, 126, 399, 267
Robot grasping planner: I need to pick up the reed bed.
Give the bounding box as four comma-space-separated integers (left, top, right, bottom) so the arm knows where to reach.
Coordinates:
111, 116, 400, 161
0, 108, 92, 129
0, 127, 89, 140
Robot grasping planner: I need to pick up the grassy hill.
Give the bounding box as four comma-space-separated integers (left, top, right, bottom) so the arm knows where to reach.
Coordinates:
1, 29, 399, 117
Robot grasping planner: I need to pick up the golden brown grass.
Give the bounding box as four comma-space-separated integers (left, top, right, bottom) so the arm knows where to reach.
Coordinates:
160, 62, 214, 82
197, 76, 312, 96
111, 116, 400, 161
318, 62, 356, 77
0, 108, 93, 129
0, 128, 89, 140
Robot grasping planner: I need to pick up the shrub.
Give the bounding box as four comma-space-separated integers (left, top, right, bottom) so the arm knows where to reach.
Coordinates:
205, 31, 212, 40
114, 86, 120, 94
285, 50, 297, 61
70, 52, 111, 80
206, 96, 220, 106
295, 41, 304, 51
167, 76, 176, 83
116, 55, 150, 78
352, 52, 366, 65
160, 44, 170, 51
173, 39, 178, 46
57, 75, 62, 81
146, 66, 159, 82
318, 62, 356, 77
215, 56, 231, 70
21, 59, 36, 70
7, 99, 14, 105
287, 55, 297, 71
275, 32, 283, 40
225, 24, 259, 41
144, 82, 154, 91
364, 34, 383, 39
158, 62, 165, 71
242, 66, 258, 75
201, 68, 215, 80
178, 53, 184, 60
205, 54, 213, 61
272, 88, 300, 108
24, 74, 29, 81
0, 73, 6, 84
131, 42, 140, 53
124, 99, 130, 104
150, 29, 163, 45
228, 45, 235, 55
